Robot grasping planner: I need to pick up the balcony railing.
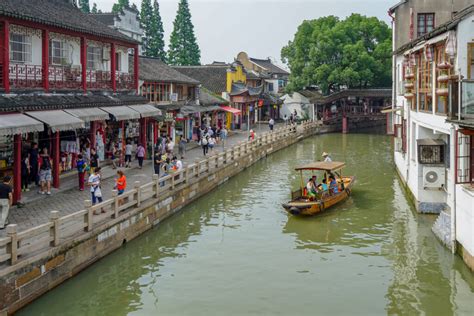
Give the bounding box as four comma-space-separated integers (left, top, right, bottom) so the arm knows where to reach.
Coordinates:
9, 63, 43, 89
48, 65, 82, 90
86, 69, 112, 90
116, 71, 135, 90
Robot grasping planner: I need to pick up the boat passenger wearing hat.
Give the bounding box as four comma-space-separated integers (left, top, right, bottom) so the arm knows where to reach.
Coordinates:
322, 152, 332, 162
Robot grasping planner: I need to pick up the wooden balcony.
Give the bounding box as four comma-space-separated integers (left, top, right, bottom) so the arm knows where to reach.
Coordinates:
9, 63, 43, 89
48, 65, 82, 90
116, 71, 135, 90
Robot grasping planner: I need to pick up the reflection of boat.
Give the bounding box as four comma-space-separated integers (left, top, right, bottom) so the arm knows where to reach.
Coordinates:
282, 161, 354, 216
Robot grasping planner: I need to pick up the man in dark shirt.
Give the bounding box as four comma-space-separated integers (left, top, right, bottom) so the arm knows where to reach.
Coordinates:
0, 175, 13, 229
29, 142, 39, 186
90, 148, 99, 174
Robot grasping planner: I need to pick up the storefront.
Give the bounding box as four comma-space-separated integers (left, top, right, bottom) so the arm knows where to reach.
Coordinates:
219, 106, 242, 130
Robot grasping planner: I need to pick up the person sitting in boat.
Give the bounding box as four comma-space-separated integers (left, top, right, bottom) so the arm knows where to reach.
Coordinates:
322, 152, 332, 162
329, 176, 339, 194
306, 176, 319, 200
320, 178, 329, 197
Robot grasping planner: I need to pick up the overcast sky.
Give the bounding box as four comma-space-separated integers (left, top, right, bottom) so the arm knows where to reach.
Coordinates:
96, 0, 395, 67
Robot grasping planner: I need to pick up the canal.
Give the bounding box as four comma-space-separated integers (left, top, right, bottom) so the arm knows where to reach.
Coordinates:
19, 134, 474, 315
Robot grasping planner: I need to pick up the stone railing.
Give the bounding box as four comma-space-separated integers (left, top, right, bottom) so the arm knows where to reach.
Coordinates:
0, 121, 317, 267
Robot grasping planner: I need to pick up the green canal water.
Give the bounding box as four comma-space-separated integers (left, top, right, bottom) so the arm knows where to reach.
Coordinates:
19, 134, 474, 315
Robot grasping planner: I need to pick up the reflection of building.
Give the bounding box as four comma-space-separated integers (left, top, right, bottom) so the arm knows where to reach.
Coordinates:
0, 0, 154, 204
390, 1, 474, 270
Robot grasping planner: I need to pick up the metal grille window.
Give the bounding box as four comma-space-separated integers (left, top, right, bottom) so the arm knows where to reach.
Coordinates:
49, 40, 70, 65
418, 139, 445, 164
455, 130, 473, 184
87, 46, 102, 70
10, 33, 32, 63
417, 13, 435, 37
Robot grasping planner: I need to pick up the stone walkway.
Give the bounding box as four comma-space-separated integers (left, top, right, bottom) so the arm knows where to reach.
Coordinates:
1, 124, 280, 236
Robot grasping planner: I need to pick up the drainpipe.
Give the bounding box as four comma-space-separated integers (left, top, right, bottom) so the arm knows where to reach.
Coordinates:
451, 126, 456, 254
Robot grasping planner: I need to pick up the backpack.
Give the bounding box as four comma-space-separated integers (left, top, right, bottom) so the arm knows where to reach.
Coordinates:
201, 137, 208, 146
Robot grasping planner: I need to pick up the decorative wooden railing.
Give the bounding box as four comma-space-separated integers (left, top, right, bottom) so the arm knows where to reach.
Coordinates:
48, 65, 82, 90
116, 72, 135, 90
9, 63, 43, 89
0, 121, 317, 267
86, 69, 112, 90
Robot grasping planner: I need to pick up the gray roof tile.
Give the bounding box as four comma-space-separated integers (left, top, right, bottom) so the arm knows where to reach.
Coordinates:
138, 56, 200, 85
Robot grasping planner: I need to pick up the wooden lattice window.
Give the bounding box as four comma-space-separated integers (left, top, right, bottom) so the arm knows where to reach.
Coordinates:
435, 45, 450, 114
418, 54, 432, 112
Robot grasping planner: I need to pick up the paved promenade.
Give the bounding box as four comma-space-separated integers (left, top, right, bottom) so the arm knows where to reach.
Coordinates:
2, 125, 277, 237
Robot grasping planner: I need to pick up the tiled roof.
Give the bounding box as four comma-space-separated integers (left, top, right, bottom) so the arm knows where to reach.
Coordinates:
0, 0, 138, 44
138, 56, 200, 85
0, 94, 147, 112
89, 13, 117, 26
200, 87, 228, 106
230, 82, 262, 96
249, 58, 289, 75
174, 65, 228, 94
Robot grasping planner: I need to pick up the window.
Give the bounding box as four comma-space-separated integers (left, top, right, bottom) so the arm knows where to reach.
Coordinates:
176, 85, 184, 100
10, 33, 32, 63
417, 13, 435, 37
115, 52, 121, 72
435, 45, 450, 115
418, 143, 444, 164
87, 46, 102, 70
141, 82, 171, 102
418, 54, 432, 112
455, 130, 474, 184
468, 43, 474, 80
268, 82, 274, 92
49, 40, 70, 65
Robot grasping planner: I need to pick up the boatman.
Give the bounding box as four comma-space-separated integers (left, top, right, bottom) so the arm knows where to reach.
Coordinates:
322, 152, 332, 162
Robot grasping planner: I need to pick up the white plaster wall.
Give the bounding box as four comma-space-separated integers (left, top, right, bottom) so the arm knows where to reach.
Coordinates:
456, 186, 474, 255
30, 34, 42, 66
265, 79, 279, 94
455, 13, 474, 78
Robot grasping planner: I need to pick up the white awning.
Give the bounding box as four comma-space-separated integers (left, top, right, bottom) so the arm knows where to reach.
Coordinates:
26, 110, 85, 132
127, 104, 162, 118
64, 108, 109, 122
0, 113, 44, 136
100, 106, 141, 121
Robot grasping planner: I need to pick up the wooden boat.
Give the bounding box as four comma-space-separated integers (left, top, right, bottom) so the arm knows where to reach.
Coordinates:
282, 161, 355, 216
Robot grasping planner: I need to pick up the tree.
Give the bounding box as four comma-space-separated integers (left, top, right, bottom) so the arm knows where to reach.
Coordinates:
140, 0, 154, 55
168, 0, 201, 66
78, 0, 90, 13
148, 0, 166, 60
112, 0, 130, 13
91, 3, 98, 13
281, 14, 392, 95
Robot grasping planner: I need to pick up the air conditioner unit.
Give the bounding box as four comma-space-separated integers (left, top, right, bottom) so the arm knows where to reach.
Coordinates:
170, 93, 178, 102
423, 166, 445, 189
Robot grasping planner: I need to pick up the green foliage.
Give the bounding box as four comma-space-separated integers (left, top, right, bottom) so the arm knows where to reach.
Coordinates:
79, 0, 90, 13
141, 0, 166, 60
91, 3, 98, 13
168, 0, 201, 66
112, 0, 130, 13
281, 14, 392, 95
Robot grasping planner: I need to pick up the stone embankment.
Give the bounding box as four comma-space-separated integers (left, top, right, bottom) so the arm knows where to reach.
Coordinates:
0, 121, 320, 315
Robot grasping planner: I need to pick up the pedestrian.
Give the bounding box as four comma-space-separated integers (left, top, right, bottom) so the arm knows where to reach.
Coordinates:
284, 114, 288, 125
29, 142, 39, 186
136, 143, 145, 169
0, 176, 13, 229
38, 148, 52, 195
90, 148, 99, 174
88, 167, 103, 206
154, 148, 162, 175
125, 140, 133, 168
111, 144, 118, 169
160, 157, 171, 187
221, 126, 228, 149
269, 118, 275, 131
115, 170, 126, 196
178, 136, 187, 159
76, 154, 87, 191
208, 136, 216, 151
173, 156, 183, 172
249, 129, 255, 141
293, 109, 298, 123
166, 137, 175, 154
201, 135, 209, 156
21, 152, 30, 192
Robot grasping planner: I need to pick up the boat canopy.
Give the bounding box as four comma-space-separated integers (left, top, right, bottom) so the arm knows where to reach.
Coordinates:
295, 161, 345, 172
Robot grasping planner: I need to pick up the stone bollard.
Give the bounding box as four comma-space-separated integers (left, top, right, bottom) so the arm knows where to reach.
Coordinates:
112, 190, 119, 218
49, 211, 60, 247
6, 224, 18, 265
84, 200, 93, 232
134, 181, 141, 207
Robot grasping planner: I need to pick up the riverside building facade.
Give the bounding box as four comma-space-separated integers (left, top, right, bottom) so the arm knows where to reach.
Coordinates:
0, 0, 160, 204
389, 0, 474, 269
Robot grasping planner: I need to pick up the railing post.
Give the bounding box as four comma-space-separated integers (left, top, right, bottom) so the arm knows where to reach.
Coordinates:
49, 211, 60, 247
185, 167, 190, 183
84, 200, 93, 232
153, 174, 160, 198
134, 181, 141, 207
171, 173, 175, 189
7, 224, 17, 265
195, 159, 201, 176
206, 158, 210, 172
112, 190, 119, 218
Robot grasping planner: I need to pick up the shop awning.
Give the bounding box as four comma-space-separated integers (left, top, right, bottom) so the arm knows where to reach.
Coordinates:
127, 104, 162, 118
219, 106, 241, 115
0, 113, 44, 136
26, 110, 85, 132
100, 106, 141, 121
202, 105, 222, 112
64, 108, 109, 122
